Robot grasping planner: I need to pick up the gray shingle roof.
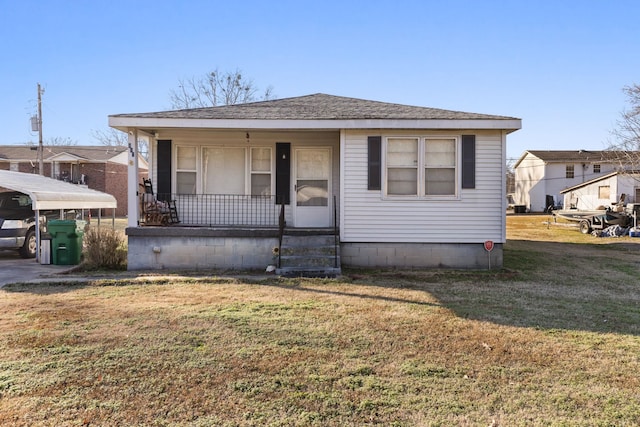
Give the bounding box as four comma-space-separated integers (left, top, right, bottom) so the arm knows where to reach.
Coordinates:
110, 93, 519, 121
526, 150, 638, 163
0, 145, 126, 162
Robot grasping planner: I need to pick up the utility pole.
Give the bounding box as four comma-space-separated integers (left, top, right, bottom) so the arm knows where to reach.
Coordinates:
37, 83, 44, 175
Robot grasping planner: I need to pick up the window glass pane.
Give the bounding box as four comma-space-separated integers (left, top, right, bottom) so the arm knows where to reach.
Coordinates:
425, 168, 455, 195
425, 139, 455, 167
388, 168, 417, 195
566, 165, 574, 179
177, 146, 197, 170
203, 147, 245, 194
387, 138, 418, 167
598, 186, 610, 199
251, 147, 271, 172
296, 179, 328, 206
176, 172, 196, 194
251, 174, 271, 196
296, 150, 330, 179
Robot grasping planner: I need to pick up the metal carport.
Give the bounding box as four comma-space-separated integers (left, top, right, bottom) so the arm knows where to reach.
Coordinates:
0, 170, 117, 261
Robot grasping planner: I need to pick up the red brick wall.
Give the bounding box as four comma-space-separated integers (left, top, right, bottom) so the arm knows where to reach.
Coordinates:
17, 163, 52, 176
105, 163, 129, 216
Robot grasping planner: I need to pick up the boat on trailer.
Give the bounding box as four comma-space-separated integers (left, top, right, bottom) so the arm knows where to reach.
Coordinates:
552, 204, 640, 234
551, 208, 607, 222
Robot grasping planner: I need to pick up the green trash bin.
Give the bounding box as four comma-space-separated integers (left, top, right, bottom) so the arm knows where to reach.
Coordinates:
48, 220, 84, 265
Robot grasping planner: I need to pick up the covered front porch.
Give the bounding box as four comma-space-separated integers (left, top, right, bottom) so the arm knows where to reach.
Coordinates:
120, 127, 341, 273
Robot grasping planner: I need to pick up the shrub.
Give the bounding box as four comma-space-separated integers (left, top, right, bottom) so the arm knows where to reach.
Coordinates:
82, 227, 127, 270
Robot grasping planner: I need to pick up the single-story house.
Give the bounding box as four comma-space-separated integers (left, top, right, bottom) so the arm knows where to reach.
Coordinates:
560, 170, 640, 210
513, 150, 637, 212
109, 93, 521, 273
0, 145, 148, 216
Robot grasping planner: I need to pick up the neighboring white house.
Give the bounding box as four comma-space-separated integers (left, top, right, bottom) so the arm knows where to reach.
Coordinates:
560, 171, 640, 210
109, 94, 521, 272
513, 150, 635, 212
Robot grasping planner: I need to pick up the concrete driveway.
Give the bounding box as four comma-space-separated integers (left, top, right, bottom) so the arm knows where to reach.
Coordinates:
0, 250, 75, 288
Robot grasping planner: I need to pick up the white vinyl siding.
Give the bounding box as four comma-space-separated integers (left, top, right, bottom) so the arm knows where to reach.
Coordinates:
341, 129, 506, 244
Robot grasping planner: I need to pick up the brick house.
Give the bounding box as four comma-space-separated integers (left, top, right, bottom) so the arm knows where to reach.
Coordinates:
0, 145, 148, 216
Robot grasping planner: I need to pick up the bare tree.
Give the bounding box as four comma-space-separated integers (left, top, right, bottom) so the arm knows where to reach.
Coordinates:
607, 84, 640, 169
91, 128, 148, 159
611, 84, 640, 150
505, 157, 516, 195
169, 68, 274, 109
45, 136, 78, 146
91, 128, 128, 146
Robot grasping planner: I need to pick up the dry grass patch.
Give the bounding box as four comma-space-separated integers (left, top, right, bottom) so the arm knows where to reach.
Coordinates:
0, 215, 639, 425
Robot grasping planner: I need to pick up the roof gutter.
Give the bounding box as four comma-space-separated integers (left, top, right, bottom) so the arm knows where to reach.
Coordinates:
109, 116, 522, 133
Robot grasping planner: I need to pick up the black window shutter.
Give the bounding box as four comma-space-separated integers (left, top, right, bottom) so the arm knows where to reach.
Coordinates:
461, 135, 476, 189
156, 140, 172, 201
275, 142, 291, 204
368, 136, 381, 190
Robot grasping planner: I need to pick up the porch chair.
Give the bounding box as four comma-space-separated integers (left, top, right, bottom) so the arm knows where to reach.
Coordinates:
140, 178, 180, 225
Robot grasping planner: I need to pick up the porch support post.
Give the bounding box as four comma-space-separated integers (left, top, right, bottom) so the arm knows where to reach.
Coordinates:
127, 129, 140, 227
501, 130, 507, 243
339, 129, 346, 241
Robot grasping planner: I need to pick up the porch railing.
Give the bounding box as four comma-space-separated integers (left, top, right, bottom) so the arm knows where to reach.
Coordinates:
153, 193, 281, 227
333, 195, 338, 268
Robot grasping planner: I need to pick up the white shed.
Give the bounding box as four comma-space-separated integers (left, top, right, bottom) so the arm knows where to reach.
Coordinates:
560, 171, 640, 210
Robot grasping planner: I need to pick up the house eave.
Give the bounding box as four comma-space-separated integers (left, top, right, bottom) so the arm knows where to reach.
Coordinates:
109, 117, 522, 133
560, 170, 640, 194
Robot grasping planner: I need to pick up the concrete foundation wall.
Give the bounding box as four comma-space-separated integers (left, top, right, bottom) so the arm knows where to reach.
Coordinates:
126, 228, 502, 271
341, 242, 502, 270
126, 227, 279, 270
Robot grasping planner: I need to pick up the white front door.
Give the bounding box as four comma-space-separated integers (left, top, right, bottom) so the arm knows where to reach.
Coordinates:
293, 148, 332, 227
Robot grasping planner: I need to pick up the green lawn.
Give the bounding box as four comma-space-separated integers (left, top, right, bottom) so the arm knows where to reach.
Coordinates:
1, 215, 639, 426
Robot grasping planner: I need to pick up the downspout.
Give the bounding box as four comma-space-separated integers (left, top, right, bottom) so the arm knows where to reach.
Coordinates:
339, 130, 346, 246
501, 131, 507, 243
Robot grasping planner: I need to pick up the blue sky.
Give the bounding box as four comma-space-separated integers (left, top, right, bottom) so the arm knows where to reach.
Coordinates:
1, 0, 639, 161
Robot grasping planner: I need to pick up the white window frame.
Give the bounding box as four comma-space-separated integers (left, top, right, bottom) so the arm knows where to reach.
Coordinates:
201, 146, 247, 195
566, 165, 575, 179
174, 144, 275, 196
250, 146, 273, 196
382, 136, 460, 200
175, 145, 198, 194
598, 185, 610, 200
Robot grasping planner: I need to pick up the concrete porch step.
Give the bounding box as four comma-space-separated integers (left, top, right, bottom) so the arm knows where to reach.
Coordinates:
278, 231, 341, 278
276, 266, 342, 278
278, 255, 339, 268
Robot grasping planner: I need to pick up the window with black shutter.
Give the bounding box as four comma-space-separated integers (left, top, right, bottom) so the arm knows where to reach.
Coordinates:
368, 136, 381, 190
461, 135, 476, 189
